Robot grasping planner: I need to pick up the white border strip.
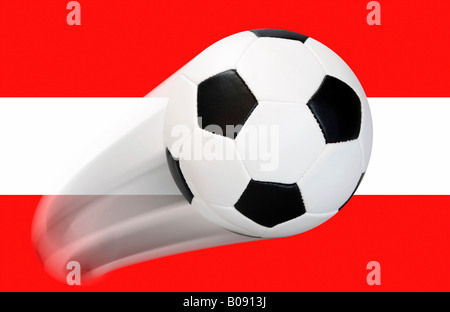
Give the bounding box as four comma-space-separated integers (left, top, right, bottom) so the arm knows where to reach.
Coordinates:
0, 97, 449, 195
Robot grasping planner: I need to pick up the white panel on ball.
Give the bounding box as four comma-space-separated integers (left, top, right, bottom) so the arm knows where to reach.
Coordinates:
204, 202, 267, 237
182, 31, 258, 85
235, 101, 326, 184
304, 38, 366, 100
298, 140, 363, 214
236, 37, 325, 103
191, 198, 259, 237
263, 211, 337, 238
163, 74, 198, 158
179, 129, 251, 206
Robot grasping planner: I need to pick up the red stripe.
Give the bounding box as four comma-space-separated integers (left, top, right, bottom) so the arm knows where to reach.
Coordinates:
1, 0, 449, 292
1, 0, 449, 97
1, 195, 449, 291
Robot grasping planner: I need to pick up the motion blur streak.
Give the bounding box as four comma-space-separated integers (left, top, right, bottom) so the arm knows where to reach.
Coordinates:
33, 195, 254, 283
31, 93, 256, 283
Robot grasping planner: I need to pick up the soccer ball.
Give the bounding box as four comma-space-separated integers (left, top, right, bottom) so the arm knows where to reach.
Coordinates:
164, 29, 372, 238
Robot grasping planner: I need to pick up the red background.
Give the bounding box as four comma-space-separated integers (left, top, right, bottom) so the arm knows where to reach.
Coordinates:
1, 0, 450, 291
1, 0, 450, 97
2, 196, 450, 291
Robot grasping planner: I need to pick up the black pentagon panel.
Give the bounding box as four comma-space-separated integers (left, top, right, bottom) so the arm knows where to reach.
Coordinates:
197, 70, 258, 139
307, 75, 362, 144
339, 172, 365, 211
165, 148, 194, 204
235, 180, 306, 228
250, 28, 308, 43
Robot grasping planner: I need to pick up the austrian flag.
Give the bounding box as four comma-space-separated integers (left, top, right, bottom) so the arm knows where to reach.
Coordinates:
0, 0, 449, 292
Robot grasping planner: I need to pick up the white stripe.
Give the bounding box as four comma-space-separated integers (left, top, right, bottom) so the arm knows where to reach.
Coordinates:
359, 97, 450, 195
0, 97, 449, 195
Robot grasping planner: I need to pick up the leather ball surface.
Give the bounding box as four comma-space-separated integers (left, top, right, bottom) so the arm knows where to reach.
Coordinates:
164, 29, 373, 238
